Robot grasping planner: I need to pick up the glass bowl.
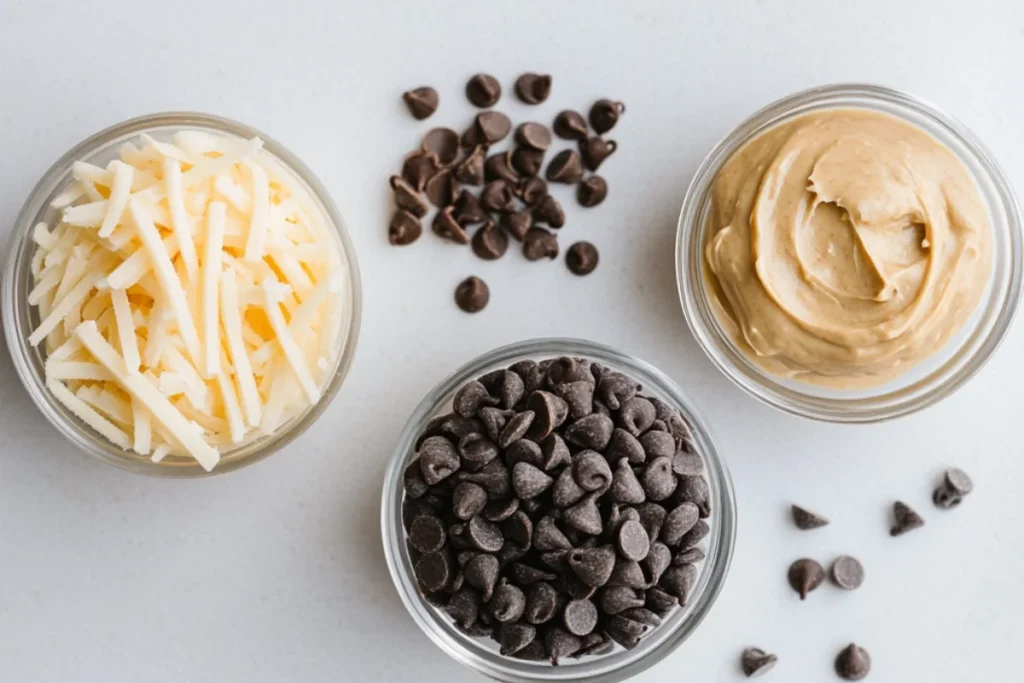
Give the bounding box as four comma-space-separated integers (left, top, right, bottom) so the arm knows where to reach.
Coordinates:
2, 112, 362, 477
677, 83, 1023, 422
380, 338, 737, 682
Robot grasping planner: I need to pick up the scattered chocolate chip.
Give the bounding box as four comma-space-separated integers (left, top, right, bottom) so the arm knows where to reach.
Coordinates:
589, 99, 625, 134
516, 122, 553, 151
787, 558, 825, 600
431, 206, 468, 244
835, 644, 871, 681
481, 179, 518, 213
453, 189, 487, 225
546, 149, 584, 184
466, 73, 502, 108
388, 210, 422, 246
477, 110, 512, 144
454, 146, 486, 185
533, 194, 565, 228
501, 210, 533, 242
512, 147, 545, 177
422, 127, 460, 166
577, 175, 608, 207
485, 150, 519, 183
515, 73, 552, 104
831, 555, 864, 590
566, 241, 599, 275
791, 504, 829, 530
553, 110, 589, 140
944, 467, 974, 495
425, 169, 458, 208
523, 227, 559, 261
517, 177, 548, 205
402, 151, 441, 192
389, 175, 428, 218
455, 276, 489, 313
933, 486, 961, 510
472, 220, 509, 260
890, 501, 925, 536
741, 647, 778, 678
580, 138, 617, 172
402, 86, 439, 120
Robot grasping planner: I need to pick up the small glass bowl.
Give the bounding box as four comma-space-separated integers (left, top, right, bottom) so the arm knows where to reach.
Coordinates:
677, 83, 1023, 422
2, 112, 362, 477
380, 338, 737, 682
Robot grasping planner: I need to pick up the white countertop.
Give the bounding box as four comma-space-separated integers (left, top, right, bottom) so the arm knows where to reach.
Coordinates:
2, 1, 1023, 681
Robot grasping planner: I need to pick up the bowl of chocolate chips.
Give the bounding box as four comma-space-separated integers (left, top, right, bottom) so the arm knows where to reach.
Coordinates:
381, 338, 737, 681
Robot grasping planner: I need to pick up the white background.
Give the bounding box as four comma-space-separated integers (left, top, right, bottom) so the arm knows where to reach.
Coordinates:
1, 1, 1023, 681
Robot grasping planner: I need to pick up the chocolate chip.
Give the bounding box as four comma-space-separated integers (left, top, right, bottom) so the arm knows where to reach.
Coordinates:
515, 73, 552, 104
644, 587, 677, 616
500, 510, 533, 547
541, 433, 572, 470
618, 397, 656, 436
791, 504, 829, 530
553, 110, 589, 140
787, 558, 824, 600
598, 373, 638, 410
402, 151, 441, 191
481, 179, 517, 213
534, 515, 572, 551
388, 210, 422, 246
671, 453, 703, 479
607, 429, 645, 464
835, 644, 871, 681
452, 483, 489, 520
572, 450, 612, 491
477, 110, 512, 144
617, 520, 651, 561
568, 546, 616, 587
478, 407, 512, 443
425, 169, 458, 208
429, 206, 466, 245
660, 562, 697, 606
483, 497, 519, 522
530, 196, 563, 231
608, 458, 646, 504
453, 189, 487, 225
559, 599, 596, 637
511, 563, 555, 585
496, 411, 532, 448
485, 150, 519, 183
467, 515, 504, 553
466, 73, 502, 108
565, 414, 615, 450
422, 127, 460, 166
524, 582, 560, 624
454, 380, 498, 418
472, 220, 509, 260
589, 99, 625, 134
404, 461, 430, 499
501, 210, 533, 242
741, 647, 778, 678
641, 541, 671, 585
565, 241, 599, 275
408, 515, 447, 554
402, 86, 438, 120
635, 502, 667, 541
890, 501, 925, 536
679, 519, 709, 549
674, 547, 705, 565
523, 227, 559, 261
512, 462, 554, 500
463, 459, 511, 498
464, 553, 500, 600
546, 149, 584, 184
831, 555, 864, 590
640, 430, 674, 459
445, 586, 480, 629
389, 175, 428, 218
944, 467, 973, 495
677, 475, 711, 517
580, 137, 617, 172
661, 502, 700, 547
527, 390, 570, 440
608, 556, 646, 589
548, 384, 590, 423
552, 466, 586, 509
565, 493, 603, 535
640, 457, 677, 502
605, 615, 644, 649
575, 175, 608, 209
498, 371, 526, 410
419, 436, 460, 485
517, 177, 548, 205
454, 146, 486, 186
619, 607, 661, 628
499, 622, 536, 656
415, 551, 452, 593
454, 276, 489, 313
516, 122, 552, 151
511, 147, 545, 177
933, 486, 962, 510
489, 579, 526, 623
543, 625, 581, 664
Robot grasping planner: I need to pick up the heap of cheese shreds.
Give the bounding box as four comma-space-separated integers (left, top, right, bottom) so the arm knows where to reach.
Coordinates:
27, 131, 346, 471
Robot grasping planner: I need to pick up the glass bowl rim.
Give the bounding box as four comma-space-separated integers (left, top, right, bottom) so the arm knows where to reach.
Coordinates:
2, 111, 363, 477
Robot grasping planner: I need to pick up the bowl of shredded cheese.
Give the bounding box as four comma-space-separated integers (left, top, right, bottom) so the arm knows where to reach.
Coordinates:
2, 112, 361, 476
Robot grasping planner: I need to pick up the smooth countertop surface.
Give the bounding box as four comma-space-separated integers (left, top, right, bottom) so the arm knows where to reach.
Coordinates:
1, 1, 1022, 681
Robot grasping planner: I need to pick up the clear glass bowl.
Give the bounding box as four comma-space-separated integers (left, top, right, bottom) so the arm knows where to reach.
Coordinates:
2, 112, 362, 477
380, 338, 737, 682
677, 83, 1023, 422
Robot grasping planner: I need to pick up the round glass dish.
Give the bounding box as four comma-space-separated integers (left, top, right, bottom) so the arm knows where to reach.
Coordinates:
2, 112, 362, 477
677, 83, 1023, 422
381, 338, 737, 682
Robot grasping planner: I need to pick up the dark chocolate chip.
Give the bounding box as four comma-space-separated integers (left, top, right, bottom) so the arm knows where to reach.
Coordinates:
589, 99, 625, 134
516, 122, 553, 151
454, 146, 486, 186
415, 551, 452, 592
835, 644, 871, 681
506, 439, 543, 469
890, 501, 925, 536
944, 467, 973, 495
511, 147, 545, 177
472, 220, 509, 260
481, 179, 518, 213
552, 466, 587, 509
607, 428, 646, 464
640, 457, 677, 502
464, 553, 500, 600
452, 483, 489, 520
390, 175, 428, 218
553, 110, 589, 141
467, 515, 504, 553
512, 639, 547, 662
741, 647, 779, 678
600, 585, 646, 615
674, 547, 705, 565
454, 276, 489, 313
677, 475, 710, 517
659, 562, 697, 606
534, 515, 572, 551
541, 433, 572, 471
453, 189, 487, 225
608, 458, 646, 504
787, 558, 824, 600
513, 462, 554, 499
640, 430, 675, 459
501, 510, 534, 547
562, 598, 598, 637
422, 127, 460, 166
568, 546, 617, 587
641, 541, 671, 586
933, 486, 962, 509
501, 210, 533, 242
532, 194, 565, 228
566, 242, 599, 275
511, 563, 555, 585
477, 110, 512, 143
419, 436, 460, 485
402, 86, 438, 120
445, 586, 480, 629
580, 138, 617, 172
618, 397, 656, 436
608, 556, 647, 589
565, 493, 603, 535
605, 615, 644, 649
515, 73, 552, 104
565, 414, 615, 450
424, 168, 458, 208
617, 520, 651, 561
402, 151, 441, 192
546, 149, 584, 184
791, 504, 829, 530
526, 390, 570, 440
404, 460, 430, 499
831, 555, 864, 590
577, 174, 608, 207
598, 373, 638, 410
482, 497, 519, 522
635, 503, 667, 542
524, 582, 560, 624
679, 519, 709, 549
661, 502, 700, 547
619, 607, 661, 628
495, 371, 525, 410
454, 380, 499, 418
572, 450, 612, 492
644, 587, 677, 616
485, 150, 519, 183
466, 73, 502, 108
490, 579, 527, 623
478, 407, 513, 444
672, 452, 704, 477
551, 382, 594, 421
499, 411, 535, 448
523, 227, 559, 261
499, 622, 536, 656
388, 210, 422, 246
497, 541, 529, 567
408, 515, 447, 554
431, 205, 468, 244
517, 177, 548, 205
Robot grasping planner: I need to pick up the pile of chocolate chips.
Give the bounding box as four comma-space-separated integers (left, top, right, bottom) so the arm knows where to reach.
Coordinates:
401, 356, 711, 663
390, 73, 625, 313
